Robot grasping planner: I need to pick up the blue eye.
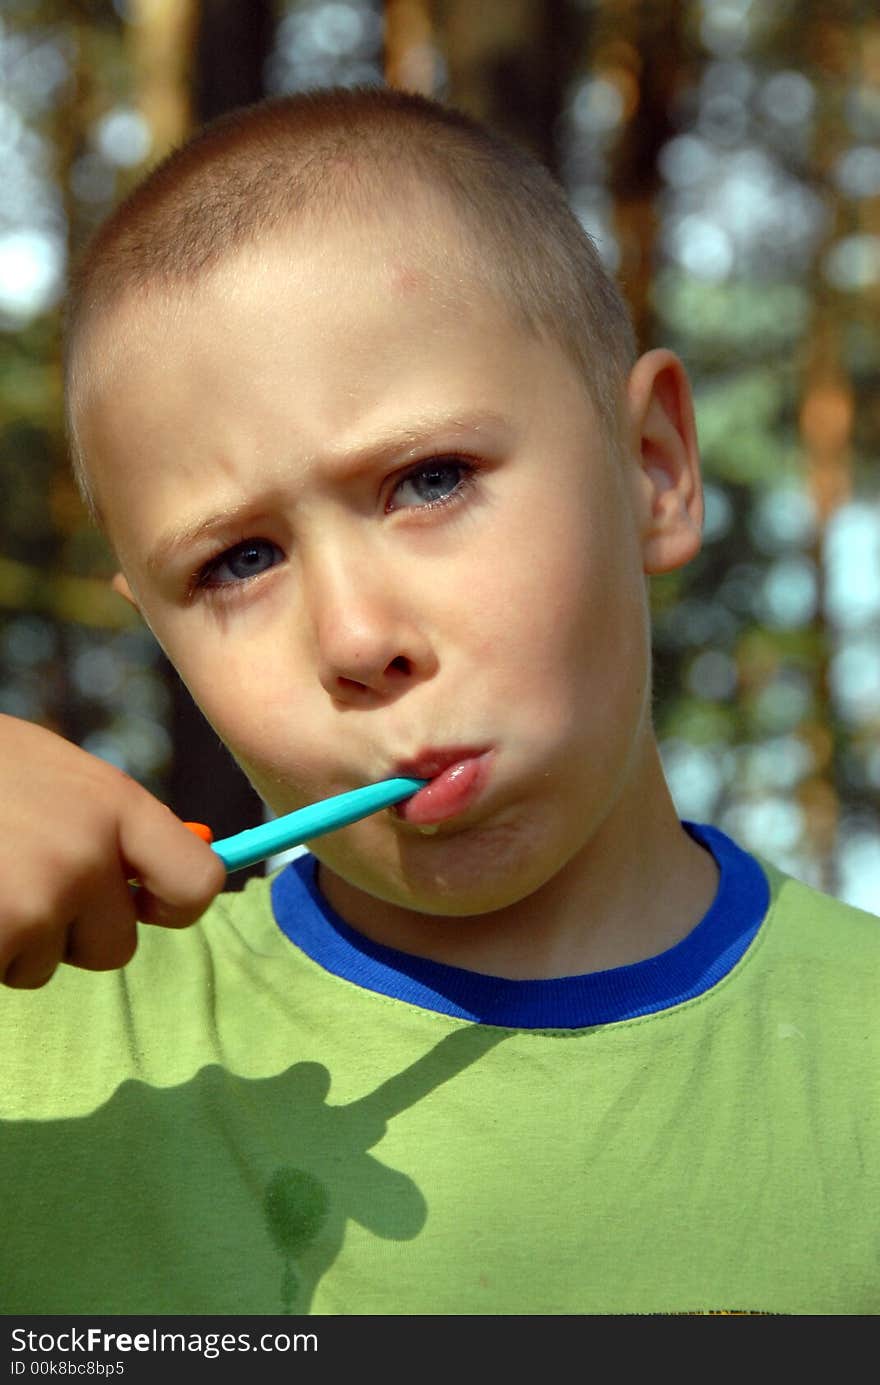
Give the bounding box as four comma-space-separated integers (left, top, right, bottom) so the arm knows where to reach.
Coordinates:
202, 538, 282, 586
390, 459, 472, 510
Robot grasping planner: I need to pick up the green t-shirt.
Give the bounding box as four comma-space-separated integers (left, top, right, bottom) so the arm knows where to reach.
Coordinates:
1, 825, 878, 1315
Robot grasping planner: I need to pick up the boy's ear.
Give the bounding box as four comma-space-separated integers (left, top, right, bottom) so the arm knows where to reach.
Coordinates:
111, 571, 140, 611
625, 348, 703, 575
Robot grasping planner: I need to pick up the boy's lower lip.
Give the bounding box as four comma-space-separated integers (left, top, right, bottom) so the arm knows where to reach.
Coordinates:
394, 751, 493, 827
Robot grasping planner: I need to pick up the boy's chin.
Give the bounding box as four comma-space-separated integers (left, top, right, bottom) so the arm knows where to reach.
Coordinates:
318, 828, 563, 922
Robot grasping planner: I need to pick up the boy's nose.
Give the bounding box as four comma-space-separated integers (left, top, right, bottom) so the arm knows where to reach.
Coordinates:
305, 549, 437, 702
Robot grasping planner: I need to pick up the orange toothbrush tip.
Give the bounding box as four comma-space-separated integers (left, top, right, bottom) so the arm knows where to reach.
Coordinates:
184, 821, 214, 845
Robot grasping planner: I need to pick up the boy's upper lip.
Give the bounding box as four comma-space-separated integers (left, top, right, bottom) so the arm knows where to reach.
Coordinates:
393, 746, 492, 782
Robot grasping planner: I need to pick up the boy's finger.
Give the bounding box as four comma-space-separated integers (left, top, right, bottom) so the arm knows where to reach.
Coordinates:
119, 799, 227, 928
133, 883, 221, 930
62, 877, 139, 972
2, 923, 67, 990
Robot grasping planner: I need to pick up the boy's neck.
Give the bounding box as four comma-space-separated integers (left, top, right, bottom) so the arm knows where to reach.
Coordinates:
316, 745, 719, 981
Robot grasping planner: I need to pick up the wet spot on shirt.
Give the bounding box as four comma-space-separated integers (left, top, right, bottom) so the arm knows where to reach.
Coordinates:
264, 1166, 330, 1312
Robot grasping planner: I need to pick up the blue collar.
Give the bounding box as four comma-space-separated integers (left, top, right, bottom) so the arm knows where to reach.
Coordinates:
270, 823, 769, 1029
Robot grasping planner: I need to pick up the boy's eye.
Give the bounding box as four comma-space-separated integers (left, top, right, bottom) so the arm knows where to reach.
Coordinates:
388, 458, 473, 511
199, 538, 283, 587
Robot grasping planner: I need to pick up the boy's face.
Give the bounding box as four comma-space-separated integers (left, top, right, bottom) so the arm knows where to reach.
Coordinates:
76, 213, 697, 922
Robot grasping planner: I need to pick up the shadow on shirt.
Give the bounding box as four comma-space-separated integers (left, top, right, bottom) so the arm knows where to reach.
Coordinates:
2, 1023, 508, 1314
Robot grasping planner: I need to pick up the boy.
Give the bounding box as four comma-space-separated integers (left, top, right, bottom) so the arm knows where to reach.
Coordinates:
1, 86, 878, 1316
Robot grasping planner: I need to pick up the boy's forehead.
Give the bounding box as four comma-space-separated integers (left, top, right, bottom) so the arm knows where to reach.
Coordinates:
76, 203, 522, 413
84, 204, 483, 349
71, 201, 603, 546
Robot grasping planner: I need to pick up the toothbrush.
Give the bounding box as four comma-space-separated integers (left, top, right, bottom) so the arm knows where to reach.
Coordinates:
186, 776, 427, 874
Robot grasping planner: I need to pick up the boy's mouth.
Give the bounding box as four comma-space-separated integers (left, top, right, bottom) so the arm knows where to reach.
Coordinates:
392, 748, 494, 827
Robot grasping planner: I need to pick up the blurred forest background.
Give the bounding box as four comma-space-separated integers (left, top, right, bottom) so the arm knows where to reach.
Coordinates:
1, 0, 879, 903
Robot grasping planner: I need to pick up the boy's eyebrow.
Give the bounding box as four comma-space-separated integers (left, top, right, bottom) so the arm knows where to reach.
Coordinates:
144, 408, 510, 577
322, 408, 509, 479
145, 503, 258, 577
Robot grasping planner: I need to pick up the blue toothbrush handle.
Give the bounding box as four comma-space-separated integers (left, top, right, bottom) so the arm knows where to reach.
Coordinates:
210, 777, 426, 873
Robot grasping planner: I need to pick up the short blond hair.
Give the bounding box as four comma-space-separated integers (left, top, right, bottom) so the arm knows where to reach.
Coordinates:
65, 85, 637, 514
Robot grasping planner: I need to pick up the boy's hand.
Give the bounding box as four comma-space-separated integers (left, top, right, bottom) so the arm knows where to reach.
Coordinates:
0, 714, 227, 989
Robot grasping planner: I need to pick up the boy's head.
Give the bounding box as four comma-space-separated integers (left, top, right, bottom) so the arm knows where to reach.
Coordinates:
65, 85, 637, 518
66, 86, 704, 934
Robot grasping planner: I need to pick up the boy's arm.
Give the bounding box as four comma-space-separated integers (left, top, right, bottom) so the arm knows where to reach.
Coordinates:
0, 713, 226, 990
